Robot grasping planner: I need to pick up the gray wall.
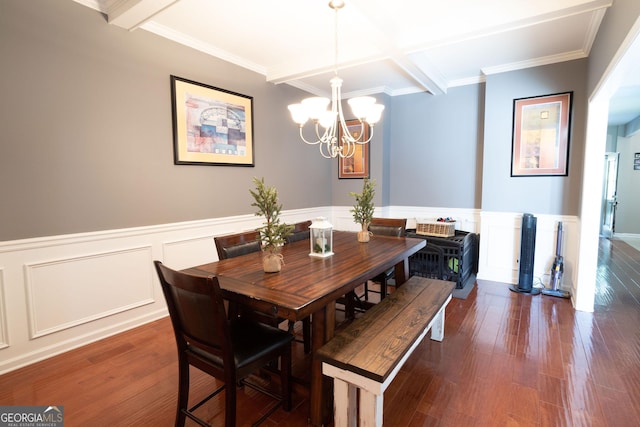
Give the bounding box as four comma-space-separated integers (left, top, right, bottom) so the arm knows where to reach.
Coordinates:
388, 85, 485, 209
482, 60, 587, 215
0, 1, 330, 241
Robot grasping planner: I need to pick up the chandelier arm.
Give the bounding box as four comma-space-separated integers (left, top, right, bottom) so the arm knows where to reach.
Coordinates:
355, 124, 374, 144
325, 122, 338, 148
298, 127, 324, 145
341, 119, 365, 144
319, 141, 334, 159
340, 139, 356, 158
315, 122, 333, 143
334, 82, 367, 145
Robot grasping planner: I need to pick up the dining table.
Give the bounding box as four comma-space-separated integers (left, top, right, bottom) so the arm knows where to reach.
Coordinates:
183, 230, 426, 426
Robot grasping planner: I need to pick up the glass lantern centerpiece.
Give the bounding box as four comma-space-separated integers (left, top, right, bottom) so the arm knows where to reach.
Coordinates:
309, 217, 334, 258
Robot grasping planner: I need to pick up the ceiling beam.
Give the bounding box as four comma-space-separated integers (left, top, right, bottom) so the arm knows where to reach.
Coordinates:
106, 0, 179, 31
346, 0, 447, 95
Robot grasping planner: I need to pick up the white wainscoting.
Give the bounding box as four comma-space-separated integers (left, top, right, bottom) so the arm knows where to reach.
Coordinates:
0, 268, 8, 350
478, 211, 578, 299
0, 206, 576, 374
0, 207, 328, 374
330, 206, 482, 234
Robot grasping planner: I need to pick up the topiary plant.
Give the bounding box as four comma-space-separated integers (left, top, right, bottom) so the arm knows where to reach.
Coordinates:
349, 178, 376, 242
249, 177, 293, 271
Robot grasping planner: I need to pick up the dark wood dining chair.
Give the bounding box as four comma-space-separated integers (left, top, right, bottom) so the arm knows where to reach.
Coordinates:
285, 220, 312, 243
214, 230, 262, 260
365, 217, 407, 301
154, 261, 293, 427
341, 218, 408, 319
214, 230, 312, 354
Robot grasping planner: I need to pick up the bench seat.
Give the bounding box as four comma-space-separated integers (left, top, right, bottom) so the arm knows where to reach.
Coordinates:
317, 276, 455, 426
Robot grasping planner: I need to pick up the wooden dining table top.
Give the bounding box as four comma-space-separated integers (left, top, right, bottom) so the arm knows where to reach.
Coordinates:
183, 230, 426, 323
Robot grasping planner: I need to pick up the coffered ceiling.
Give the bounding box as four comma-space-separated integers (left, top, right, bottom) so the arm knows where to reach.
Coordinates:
75, 0, 640, 125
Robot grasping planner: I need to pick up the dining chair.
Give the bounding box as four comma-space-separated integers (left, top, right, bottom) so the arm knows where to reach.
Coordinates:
154, 261, 293, 427
285, 220, 312, 243
214, 230, 312, 354
340, 218, 408, 319
364, 217, 408, 301
214, 230, 262, 260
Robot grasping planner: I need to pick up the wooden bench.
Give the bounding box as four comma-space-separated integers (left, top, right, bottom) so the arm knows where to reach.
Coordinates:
316, 276, 455, 427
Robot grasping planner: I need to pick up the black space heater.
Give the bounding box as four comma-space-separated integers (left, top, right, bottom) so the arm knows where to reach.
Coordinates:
510, 213, 541, 295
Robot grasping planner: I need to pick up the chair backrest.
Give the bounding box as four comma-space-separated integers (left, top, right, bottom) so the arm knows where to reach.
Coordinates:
286, 220, 312, 243
154, 261, 231, 362
214, 230, 261, 260
368, 217, 407, 237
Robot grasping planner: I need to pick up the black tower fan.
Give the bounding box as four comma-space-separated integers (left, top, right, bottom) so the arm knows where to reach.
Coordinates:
510, 213, 541, 295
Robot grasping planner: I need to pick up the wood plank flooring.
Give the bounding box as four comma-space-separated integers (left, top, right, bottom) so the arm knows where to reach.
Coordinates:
1, 237, 639, 426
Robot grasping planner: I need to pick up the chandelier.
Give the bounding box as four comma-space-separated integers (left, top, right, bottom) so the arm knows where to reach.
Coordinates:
287, 0, 384, 159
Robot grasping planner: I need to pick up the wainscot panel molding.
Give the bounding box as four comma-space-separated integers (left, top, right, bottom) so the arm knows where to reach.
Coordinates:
0, 207, 329, 375
477, 211, 578, 305
0, 269, 7, 350
24, 246, 155, 339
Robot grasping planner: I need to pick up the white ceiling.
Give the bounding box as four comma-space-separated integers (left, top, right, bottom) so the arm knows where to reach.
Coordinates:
76, 0, 640, 125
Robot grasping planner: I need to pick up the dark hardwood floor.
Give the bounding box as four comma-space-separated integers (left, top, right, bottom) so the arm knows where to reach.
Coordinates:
1, 238, 639, 426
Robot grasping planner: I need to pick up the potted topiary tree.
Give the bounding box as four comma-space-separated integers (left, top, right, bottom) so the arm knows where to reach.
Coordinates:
250, 177, 293, 272
349, 178, 376, 242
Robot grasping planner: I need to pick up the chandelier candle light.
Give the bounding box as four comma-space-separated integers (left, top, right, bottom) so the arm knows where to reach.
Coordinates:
287, 0, 384, 159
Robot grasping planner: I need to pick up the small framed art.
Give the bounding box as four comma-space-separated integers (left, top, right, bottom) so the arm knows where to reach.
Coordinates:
338, 120, 370, 179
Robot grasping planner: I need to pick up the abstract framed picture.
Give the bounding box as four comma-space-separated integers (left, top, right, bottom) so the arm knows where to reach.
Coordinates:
338, 120, 370, 179
511, 92, 572, 177
170, 75, 254, 166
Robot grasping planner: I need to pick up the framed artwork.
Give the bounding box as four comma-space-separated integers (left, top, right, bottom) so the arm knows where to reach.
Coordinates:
338, 120, 370, 179
170, 75, 254, 166
511, 92, 572, 177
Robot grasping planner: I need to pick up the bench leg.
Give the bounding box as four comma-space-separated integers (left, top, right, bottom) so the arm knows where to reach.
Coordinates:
430, 305, 446, 342
359, 389, 383, 427
333, 378, 357, 427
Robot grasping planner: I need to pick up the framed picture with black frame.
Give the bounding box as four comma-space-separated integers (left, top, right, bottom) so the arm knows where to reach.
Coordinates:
511, 92, 572, 177
170, 75, 254, 166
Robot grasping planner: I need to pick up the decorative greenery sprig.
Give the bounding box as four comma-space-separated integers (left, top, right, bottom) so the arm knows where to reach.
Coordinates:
250, 177, 293, 250
349, 178, 376, 226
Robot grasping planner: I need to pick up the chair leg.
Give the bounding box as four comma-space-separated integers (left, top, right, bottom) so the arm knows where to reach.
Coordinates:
281, 346, 292, 411
364, 282, 369, 301
380, 277, 388, 300
225, 375, 237, 427
176, 358, 189, 427
302, 318, 311, 354
344, 291, 356, 320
